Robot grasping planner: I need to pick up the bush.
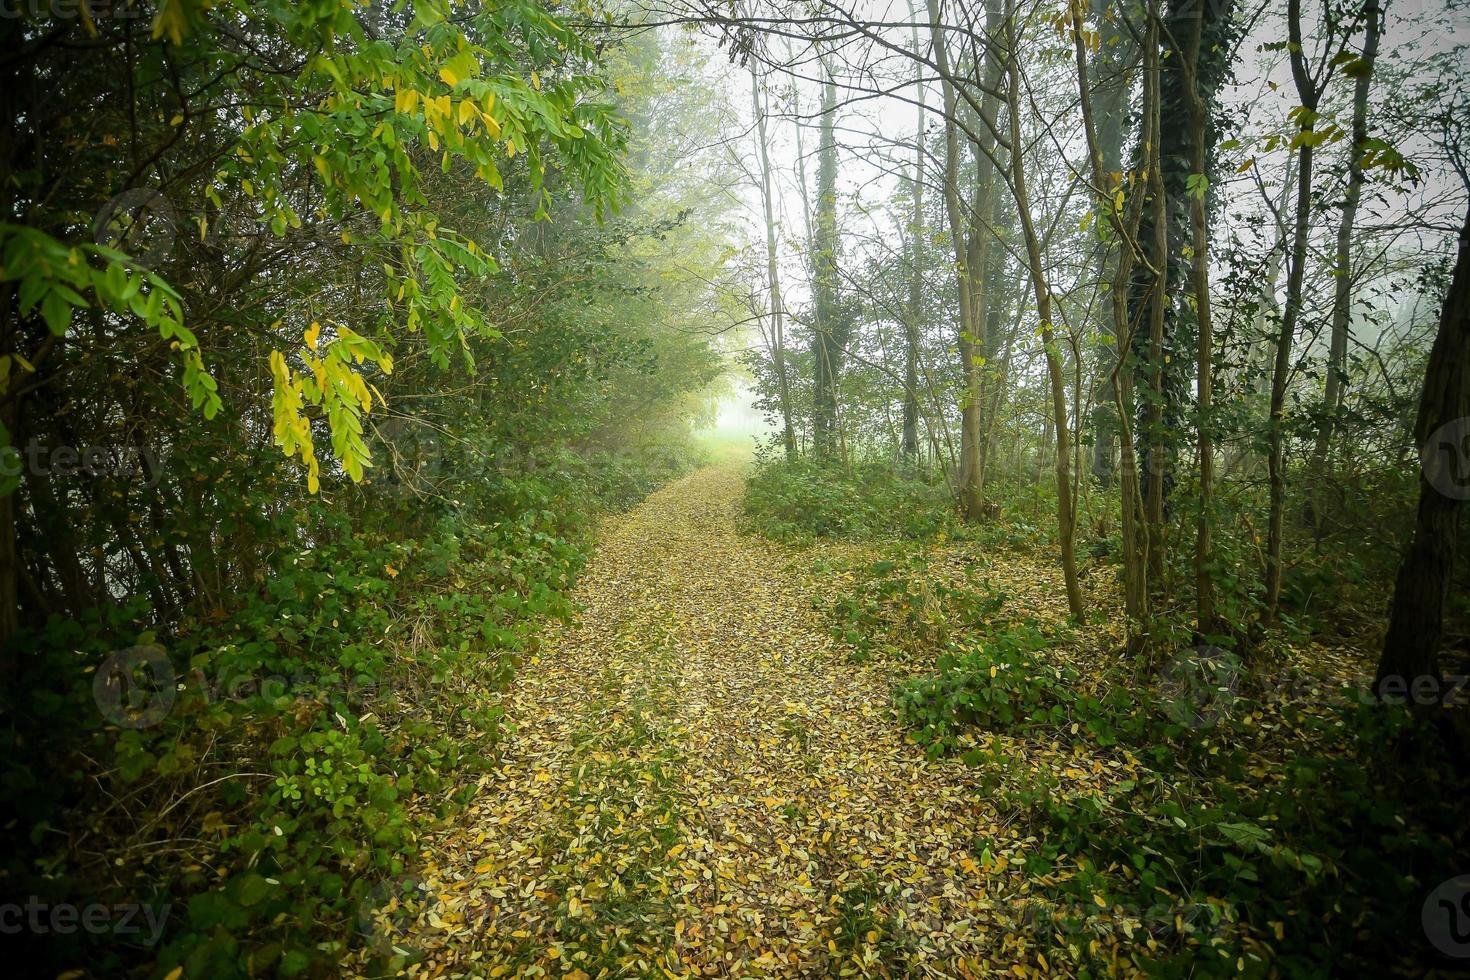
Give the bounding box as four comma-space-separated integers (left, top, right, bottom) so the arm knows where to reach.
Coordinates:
743, 457, 960, 541
827, 556, 1007, 661
0, 442, 697, 978
893, 623, 1071, 755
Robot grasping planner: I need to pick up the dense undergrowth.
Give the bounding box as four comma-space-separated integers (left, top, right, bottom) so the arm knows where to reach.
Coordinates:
748, 457, 1467, 975
0, 443, 699, 978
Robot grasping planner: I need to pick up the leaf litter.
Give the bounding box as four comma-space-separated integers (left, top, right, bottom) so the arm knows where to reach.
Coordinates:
351, 464, 1120, 978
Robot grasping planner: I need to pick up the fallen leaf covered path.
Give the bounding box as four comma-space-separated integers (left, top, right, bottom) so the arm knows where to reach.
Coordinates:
370, 463, 1034, 978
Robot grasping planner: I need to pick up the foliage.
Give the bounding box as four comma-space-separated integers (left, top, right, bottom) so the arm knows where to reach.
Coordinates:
0, 446, 696, 976
0, 5, 729, 974
820, 537, 1466, 974
742, 457, 962, 541
893, 623, 1070, 756
826, 555, 1007, 661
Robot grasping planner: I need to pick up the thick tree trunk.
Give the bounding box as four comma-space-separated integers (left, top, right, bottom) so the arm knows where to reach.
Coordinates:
1376, 205, 1470, 695
1086, 0, 1134, 491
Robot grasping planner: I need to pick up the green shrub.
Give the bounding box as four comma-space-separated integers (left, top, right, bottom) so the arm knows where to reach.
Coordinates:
893, 623, 1071, 755
0, 443, 696, 978
827, 556, 1007, 661
743, 458, 960, 541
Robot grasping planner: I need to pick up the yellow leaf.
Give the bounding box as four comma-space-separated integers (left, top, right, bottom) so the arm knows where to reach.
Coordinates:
151, 0, 190, 45
162, 969, 184, 980
440, 65, 461, 87
303, 321, 321, 351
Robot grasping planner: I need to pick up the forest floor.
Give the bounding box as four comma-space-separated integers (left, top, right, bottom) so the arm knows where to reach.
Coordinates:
355, 462, 1065, 978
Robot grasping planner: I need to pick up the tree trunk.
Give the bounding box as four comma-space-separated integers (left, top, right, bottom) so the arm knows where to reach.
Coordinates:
1265, 0, 1320, 621
1086, 0, 1135, 491
1174, 0, 1219, 634
750, 64, 797, 462
1376, 204, 1470, 696
1314, 0, 1381, 468
925, 0, 980, 514
811, 61, 843, 459
1071, 0, 1158, 645
1003, 0, 1083, 619
902, 6, 927, 464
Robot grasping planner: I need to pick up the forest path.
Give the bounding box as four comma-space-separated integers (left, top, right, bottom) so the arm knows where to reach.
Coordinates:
369, 464, 1030, 978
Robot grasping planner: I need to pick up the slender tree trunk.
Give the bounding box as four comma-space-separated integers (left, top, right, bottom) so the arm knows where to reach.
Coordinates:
1003, 0, 1083, 618
1314, 0, 1381, 468
1071, 0, 1157, 644
902, 6, 927, 464
1376, 204, 1470, 695
811, 60, 843, 459
1182, 6, 1219, 634
924, 0, 976, 509
917, 0, 999, 520
750, 64, 796, 461
1266, 0, 1321, 621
